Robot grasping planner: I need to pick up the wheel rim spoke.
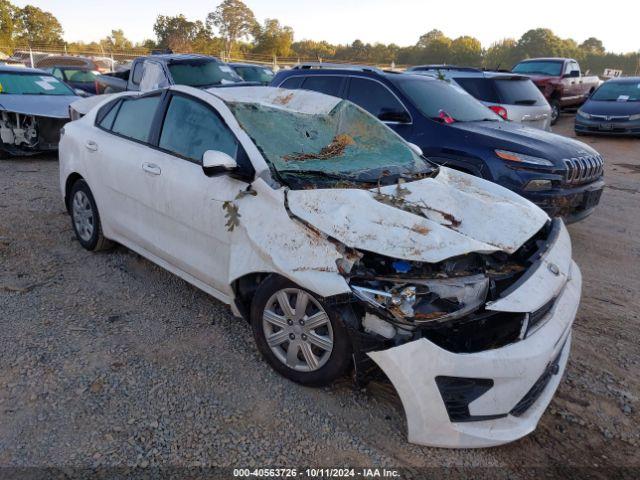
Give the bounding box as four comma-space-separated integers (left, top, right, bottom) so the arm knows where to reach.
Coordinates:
294, 291, 309, 320
267, 330, 289, 347
263, 309, 287, 329
305, 311, 329, 330
300, 342, 319, 370
276, 291, 295, 318
307, 332, 333, 352
286, 341, 299, 367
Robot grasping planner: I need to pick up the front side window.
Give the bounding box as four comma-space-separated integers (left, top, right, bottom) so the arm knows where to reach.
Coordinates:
111, 95, 161, 142
393, 76, 501, 123
159, 95, 238, 162
345, 77, 408, 120
301, 76, 343, 97
0, 72, 75, 95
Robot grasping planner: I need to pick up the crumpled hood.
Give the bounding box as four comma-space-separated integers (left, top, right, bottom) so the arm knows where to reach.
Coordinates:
287, 167, 550, 264
0, 94, 77, 119
452, 121, 600, 161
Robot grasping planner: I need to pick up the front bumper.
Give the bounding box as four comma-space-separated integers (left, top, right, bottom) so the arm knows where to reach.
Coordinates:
521, 179, 604, 224
367, 223, 582, 448
575, 117, 640, 136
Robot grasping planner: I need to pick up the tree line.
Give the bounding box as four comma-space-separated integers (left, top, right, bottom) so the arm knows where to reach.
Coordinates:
0, 0, 638, 74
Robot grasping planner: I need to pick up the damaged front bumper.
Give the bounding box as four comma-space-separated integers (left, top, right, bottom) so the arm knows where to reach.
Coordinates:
366, 223, 581, 448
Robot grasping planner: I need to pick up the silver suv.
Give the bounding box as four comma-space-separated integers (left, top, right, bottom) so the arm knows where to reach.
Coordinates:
408, 66, 553, 131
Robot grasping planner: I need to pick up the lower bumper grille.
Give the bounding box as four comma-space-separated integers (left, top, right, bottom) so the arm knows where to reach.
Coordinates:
510, 345, 564, 417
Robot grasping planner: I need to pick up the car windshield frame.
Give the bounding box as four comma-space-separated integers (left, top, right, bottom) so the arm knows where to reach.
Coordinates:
225, 98, 435, 188
167, 59, 243, 87
0, 71, 76, 96
393, 76, 503, 123
590, 81, 640, 102
512, 61, 564, 76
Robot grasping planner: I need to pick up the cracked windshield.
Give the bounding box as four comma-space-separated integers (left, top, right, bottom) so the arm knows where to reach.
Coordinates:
227, 99, 436, 188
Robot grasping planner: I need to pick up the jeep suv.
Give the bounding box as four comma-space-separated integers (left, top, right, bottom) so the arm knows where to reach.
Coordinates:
271, 64, 604, 223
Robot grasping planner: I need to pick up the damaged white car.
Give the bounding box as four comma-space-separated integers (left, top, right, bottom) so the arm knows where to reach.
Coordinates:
59, 85, 581, 448
0, 66, 78, 157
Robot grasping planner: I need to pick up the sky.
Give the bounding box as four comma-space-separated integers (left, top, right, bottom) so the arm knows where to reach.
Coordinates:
12, 0, 640, 53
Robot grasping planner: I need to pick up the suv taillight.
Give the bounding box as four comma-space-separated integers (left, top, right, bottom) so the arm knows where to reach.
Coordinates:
489, 105, 508, 120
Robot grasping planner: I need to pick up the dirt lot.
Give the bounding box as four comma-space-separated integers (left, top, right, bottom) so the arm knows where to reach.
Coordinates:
0, 114, 638, 476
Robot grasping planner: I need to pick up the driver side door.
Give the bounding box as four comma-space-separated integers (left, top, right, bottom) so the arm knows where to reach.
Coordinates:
142, 92, 252, 295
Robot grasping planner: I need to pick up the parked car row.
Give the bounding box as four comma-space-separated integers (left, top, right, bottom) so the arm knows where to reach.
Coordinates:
0, 52, 615, 449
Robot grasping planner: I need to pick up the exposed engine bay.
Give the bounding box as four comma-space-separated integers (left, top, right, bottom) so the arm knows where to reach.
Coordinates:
340, 220, 557, 383
0, 111, 66, 155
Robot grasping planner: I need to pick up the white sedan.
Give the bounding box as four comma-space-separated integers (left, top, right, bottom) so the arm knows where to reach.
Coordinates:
59, 85, 581, 448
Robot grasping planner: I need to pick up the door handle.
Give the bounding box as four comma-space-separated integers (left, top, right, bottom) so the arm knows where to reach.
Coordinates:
85, 140, 98, 152
142, 162, 161, 175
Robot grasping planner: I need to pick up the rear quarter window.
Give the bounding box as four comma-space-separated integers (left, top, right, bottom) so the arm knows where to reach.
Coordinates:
453, 78, 499, 103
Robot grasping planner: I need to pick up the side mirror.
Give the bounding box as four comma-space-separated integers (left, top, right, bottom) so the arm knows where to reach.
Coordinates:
202, 150, 237, 176
407, 142, 423, 157
378, 109, 411, 124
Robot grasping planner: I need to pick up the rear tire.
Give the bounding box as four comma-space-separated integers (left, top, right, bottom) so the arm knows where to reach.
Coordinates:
69, 179, 113, 251
250, 276, 352, 387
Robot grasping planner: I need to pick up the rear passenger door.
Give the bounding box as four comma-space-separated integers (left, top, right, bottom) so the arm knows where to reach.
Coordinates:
89, 93, 164, 249
344, 77, 413, 138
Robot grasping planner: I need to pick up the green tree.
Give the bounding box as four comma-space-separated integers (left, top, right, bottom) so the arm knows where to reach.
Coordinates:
580, 37, 605, 55
252, 18, 293, 57
484, 38, 519, 69
14, 5, 64, 46
153, 14, 207, 52
413, 30, 452, 64
450, 35, 483, 66
207, 0, 257, 55
291, 40, 336, 60
101, 29, 133, 52
517, 28, 563, 58
0, 0, 15, 52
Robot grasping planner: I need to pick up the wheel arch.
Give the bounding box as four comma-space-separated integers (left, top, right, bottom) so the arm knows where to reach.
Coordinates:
64, 172, 84, 213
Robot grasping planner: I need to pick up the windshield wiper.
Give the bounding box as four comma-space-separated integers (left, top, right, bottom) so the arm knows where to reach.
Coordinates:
277, 169, 373, 183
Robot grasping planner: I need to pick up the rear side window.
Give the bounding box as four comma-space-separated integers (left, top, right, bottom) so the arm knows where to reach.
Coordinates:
159, 95, 238, 163
493, 79, 547, 106
301, 76, 343, 97
279, 76, 303, 89
453, 78, 499, 103
111, 96, 161, 143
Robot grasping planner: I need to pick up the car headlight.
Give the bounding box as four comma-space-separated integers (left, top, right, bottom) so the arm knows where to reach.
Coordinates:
577, 109, 592, 119
630, 113, 640, 121
495, 150, 554, 167
351, 274, 489, 325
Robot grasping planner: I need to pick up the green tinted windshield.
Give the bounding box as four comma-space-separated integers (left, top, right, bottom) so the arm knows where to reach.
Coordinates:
591, 81, 640, 101
227, 100, 427, 180
0, 72, 75, 95
168, 60, 242, 87
234, 66, 274, 84
63, 69, 97, 84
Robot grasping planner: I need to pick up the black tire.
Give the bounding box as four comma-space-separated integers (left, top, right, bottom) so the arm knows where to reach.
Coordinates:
69, 179, 113, 251
250, 275, 352, 387
550, 99, 560, 125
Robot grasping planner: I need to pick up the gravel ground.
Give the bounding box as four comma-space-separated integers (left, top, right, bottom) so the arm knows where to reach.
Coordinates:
0, 114, 638, 475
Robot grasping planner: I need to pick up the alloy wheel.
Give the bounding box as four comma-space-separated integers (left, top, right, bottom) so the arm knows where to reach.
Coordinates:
262, 288, 334, 372
72, 190, 94, 242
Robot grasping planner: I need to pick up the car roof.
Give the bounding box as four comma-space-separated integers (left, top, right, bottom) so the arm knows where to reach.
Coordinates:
518, 58, 571, 62
144, 53, 221, 63
606, 76, 640, 83
278, 65, 434, 83
410, 69, 529, 80
0, 65, 52, 75
229, 62, 272, 69
206, 85, 342, 115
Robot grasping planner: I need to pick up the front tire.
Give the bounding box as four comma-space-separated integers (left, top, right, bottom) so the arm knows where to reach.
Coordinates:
250, 276, 352, 386
550, 99, 560, 125
69, 179, 112, 251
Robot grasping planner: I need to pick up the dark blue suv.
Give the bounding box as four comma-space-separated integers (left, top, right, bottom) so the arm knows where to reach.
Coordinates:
271, 64, 605, 223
